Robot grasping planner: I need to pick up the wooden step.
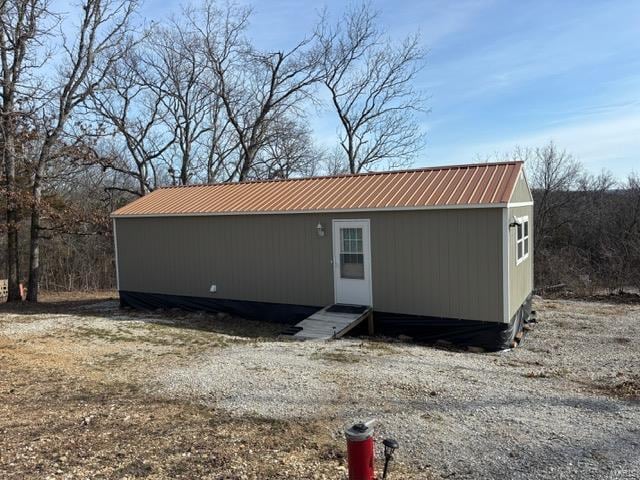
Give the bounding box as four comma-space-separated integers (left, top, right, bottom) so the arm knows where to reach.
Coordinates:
283, 304, 373, 340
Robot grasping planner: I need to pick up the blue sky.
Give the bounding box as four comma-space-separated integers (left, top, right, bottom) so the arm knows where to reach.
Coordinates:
144, 0, 639, 178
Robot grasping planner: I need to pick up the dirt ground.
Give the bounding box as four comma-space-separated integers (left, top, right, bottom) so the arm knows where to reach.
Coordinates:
0, 293, 638, 479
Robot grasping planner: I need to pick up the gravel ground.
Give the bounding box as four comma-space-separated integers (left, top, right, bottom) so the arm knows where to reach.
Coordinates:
1, 295, 639, 479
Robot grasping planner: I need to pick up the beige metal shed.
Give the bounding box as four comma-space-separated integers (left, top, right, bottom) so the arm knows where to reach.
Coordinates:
112, 161, 534, 349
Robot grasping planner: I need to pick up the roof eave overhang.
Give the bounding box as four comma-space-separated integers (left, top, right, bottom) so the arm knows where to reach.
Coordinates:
111, 201, 533, 219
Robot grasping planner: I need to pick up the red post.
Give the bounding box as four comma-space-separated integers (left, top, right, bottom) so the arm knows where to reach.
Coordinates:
345, 421, 375, 480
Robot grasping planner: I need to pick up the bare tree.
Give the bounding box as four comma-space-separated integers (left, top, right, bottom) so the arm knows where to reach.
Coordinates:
252, 116, 320, 179
145, 20, 212, 185
614, 173, 640, 290
202, 91, 237, 183
90, 45, 173, 196
191, 1, 323, 181
26, 0, 138, 301
0, 0, 52, 301
37, 156, 119, 291
511, 142, 639, 292
525, 142, 583, 252
318, 2, 427, 173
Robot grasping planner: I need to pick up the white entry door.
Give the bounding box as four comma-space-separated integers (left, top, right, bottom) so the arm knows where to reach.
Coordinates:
332, 219, 372, 306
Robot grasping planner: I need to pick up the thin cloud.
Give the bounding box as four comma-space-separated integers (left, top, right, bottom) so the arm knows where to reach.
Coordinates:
425, 1, 640, 100
424, 112, 640, 176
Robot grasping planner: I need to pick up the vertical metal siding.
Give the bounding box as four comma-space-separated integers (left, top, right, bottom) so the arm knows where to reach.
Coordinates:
116, 208, 504, 322
363, 209, 503, 321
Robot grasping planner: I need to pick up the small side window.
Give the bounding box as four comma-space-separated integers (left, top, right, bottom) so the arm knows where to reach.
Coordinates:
516, 216, 529, 264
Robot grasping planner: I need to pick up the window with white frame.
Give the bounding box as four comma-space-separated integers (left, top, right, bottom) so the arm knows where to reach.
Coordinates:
340, 227, 365, 279
516, 216, 529, 264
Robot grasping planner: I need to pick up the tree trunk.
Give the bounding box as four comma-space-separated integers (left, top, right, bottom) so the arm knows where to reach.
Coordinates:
347, 134, 356, 174
4, 133, 21, 302
180, 151, 189, 185
26, 162, 44, 302
6, 204, 21, 301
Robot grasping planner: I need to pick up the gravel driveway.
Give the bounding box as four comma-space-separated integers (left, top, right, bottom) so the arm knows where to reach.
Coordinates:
1, 296, 638, 479
151, 298, 639, 479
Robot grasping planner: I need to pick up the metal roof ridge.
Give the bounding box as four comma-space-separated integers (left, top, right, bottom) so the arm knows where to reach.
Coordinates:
155, 161, 524, 190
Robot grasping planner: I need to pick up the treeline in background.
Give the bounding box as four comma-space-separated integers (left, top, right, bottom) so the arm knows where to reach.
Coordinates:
0, 0, 638, 300
521, 144, 639, 295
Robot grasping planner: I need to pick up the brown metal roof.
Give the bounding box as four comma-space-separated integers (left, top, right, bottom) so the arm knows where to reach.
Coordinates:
112, 161, 524, 217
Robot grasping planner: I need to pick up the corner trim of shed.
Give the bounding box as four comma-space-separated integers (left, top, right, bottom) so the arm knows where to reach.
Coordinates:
112, 218, 120, 291
502, 208, 510, 323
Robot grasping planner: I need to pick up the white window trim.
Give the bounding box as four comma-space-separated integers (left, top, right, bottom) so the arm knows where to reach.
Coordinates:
515, 215, 530, 265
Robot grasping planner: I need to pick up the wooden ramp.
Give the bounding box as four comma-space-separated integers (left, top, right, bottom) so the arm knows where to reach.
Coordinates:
281, 304, 373, 340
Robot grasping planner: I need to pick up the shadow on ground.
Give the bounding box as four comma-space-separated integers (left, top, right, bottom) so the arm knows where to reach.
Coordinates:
0, 296, 285, 339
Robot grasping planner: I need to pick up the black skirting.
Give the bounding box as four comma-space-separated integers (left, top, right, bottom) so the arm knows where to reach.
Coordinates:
119, 290, 529, 351
119, 290, 318, 324
352, 309, 525, 351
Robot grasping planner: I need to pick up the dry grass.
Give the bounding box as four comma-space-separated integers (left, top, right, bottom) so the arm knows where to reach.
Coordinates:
589, 375, 640, 401
0, 365, 342, 479
310, 349, 362, 363
0, 294, 424, 479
